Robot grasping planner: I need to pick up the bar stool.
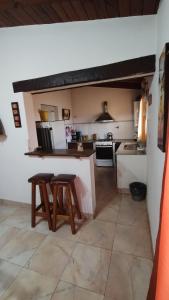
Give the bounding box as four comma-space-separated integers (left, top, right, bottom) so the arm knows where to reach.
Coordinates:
51, 174, 82, 234
28, 173, 54, 230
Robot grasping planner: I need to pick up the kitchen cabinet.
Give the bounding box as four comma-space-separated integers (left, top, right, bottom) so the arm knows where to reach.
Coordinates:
116, 142, 147, 191
68, 142, 94, 150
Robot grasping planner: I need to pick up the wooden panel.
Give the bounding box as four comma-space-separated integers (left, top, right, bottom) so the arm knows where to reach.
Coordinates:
13, 55, 155, 93
94, 0, 107, 19
39, 3, 61, 23
7, 5, 35, 25
131, 0, 143, 15
82, 0, 97, 20
0, 0, 161, 27
61, 0, 80, 21
105, 0, 119, 18
71, 0, 88, 20
118, 0, 131, 17
92, 81, 142, 89
52, 2, 70, 22
1, 10, 19, 26
143, 0, 158, 14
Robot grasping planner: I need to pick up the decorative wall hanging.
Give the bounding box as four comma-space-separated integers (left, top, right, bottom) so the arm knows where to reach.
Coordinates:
158, 43, 169, 152
11, 102, 22, 128
62, 108, 70, 120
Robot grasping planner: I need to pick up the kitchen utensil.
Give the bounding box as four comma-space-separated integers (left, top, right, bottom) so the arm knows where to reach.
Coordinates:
39, 110, 48, 122
107, 132, 113, 140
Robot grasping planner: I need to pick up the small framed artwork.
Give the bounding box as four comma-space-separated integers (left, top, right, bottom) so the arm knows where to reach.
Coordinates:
11, 102, 22, 128
62, 108, 70, 120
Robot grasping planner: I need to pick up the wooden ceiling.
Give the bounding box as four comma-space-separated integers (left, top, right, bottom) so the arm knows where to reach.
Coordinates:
0, 0, 160, 28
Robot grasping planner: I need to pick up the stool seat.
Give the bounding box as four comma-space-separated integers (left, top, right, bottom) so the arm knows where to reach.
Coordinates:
28, 173, 54, 184
51, 174, 76, 183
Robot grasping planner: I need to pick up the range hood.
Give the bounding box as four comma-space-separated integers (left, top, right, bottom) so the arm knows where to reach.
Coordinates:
96, 101, 114, 122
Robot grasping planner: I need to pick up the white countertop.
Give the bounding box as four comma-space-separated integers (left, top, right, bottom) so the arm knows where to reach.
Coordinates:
116, 142, 146, 155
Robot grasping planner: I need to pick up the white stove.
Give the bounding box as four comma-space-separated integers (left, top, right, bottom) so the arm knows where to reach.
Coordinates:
95, 140, 114, 167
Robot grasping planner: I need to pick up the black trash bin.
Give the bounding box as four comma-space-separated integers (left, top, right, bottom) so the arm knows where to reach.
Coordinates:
129, 182, 147, 201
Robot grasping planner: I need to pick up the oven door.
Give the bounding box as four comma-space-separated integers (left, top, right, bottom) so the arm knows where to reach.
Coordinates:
96, 145, 113, 166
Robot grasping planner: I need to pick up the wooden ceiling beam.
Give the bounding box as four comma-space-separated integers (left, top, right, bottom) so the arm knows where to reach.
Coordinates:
13, 55, 155, 93
82, 0, 97, 20
130, 0, 144, 15
0, 0, 161, 28
52, 2, 70, 22
60, 0, 80, 21
118, 0, 131, 17
71, 0, 88, 20
92, 81, 142, 89
105, 0, 119, 18
143, 0, 158, 14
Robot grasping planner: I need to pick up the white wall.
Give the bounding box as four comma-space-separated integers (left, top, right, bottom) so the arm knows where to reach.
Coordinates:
0, 16, 156, 205
146, 0, 169, 251
32, 89, 72, 122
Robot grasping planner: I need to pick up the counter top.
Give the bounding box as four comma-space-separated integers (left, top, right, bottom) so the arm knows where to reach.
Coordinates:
25, 149, 95, 158
69, 139, 136, 143
116, 142, 146, 155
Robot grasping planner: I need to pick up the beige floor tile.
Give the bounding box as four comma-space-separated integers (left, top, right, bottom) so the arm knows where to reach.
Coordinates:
96, 199, 120, 223
52, 281, 104, 300
0, 229, 45, 266
0, 205, 18, 223
113, 224, 152, 259
62, 243, 111, 295
105, 251, 152, 300
2, 207, 31, 229
0, 259, 21, 297
131, 257, 153, 300
1, 268, 57, 300
0, 224, 20, 249
77, 220, 115, 249
117, 194, 148, 227
27, 236, 75, 279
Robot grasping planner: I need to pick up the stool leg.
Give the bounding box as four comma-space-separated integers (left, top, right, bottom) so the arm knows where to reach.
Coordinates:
31, 183, 36, 228
39, 185, 45, 212
58, 186, 64, 213
52, 184, 58, 232
71, 181, 82, 219
41, 183, 52, 230
66, 185, 76, 234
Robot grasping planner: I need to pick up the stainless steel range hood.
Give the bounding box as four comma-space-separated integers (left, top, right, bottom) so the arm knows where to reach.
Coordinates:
95, 101, 114, 122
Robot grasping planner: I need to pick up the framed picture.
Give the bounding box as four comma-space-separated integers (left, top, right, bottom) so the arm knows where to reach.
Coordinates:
62, 108, 70, 120
158, 43, 169, 152
11, 102, 22, 128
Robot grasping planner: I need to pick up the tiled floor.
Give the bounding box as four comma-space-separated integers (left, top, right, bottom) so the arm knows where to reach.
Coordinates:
0, 167, 153, 300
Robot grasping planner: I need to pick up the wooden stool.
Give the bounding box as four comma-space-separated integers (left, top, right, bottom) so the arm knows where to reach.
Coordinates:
51, 174, 82, 234
28, 173, 54, 230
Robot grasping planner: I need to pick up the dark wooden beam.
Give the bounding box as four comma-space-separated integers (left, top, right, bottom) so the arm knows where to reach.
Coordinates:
91, 81, 142, 90
13, 55, 155, 93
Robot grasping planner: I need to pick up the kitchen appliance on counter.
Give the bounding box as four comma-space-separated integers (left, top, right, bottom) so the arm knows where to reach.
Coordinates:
107, 132, 113, 140
37, 120, 67, 150
95, 140, 113, 167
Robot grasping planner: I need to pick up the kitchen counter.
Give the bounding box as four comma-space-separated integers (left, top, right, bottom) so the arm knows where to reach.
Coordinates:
116, 142, 146, 155
25, 149, 95, 158
116, 142, 147, 191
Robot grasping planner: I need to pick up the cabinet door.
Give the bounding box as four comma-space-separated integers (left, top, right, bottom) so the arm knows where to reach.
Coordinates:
82, 142, 93, 150
68, 142, 77, 150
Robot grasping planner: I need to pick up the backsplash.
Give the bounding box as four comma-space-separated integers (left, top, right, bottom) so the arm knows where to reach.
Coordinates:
73, 120, 134, 140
